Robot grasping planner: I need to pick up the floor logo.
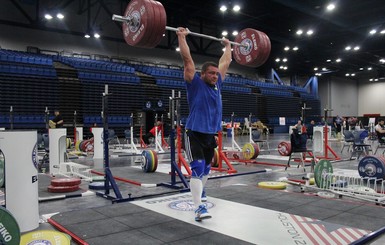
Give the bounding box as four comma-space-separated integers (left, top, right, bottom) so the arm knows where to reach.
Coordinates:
168, 200, 215, 211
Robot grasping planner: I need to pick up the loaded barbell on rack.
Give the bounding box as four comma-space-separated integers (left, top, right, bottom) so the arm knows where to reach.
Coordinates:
112, 0, 271, 68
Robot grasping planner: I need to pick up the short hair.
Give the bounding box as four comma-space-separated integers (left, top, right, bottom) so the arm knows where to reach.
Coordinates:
378, 118, 385, 122
201, 61, 218, 72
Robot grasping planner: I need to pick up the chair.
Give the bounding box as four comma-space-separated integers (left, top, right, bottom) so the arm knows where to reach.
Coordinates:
285, 131, 315, 171
241, 117, 251, 135
124, 129, 138, 146
108, 129, 121, 147
374, 131, 385, 155
251, 130, 270, 152
350, 130, 372, 160
341, 130, 355, 153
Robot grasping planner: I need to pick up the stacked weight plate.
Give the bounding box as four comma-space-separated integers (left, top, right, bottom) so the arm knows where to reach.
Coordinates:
47, 178, 81, 193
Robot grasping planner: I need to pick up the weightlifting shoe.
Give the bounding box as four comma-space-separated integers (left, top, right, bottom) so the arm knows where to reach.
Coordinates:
195, 204, 211, 221
201, 190, 207, 202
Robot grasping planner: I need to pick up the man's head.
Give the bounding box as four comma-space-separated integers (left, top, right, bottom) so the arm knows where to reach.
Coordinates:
378, 118, 384, 125
201, 61, 219, 86
54, 109, 60, 116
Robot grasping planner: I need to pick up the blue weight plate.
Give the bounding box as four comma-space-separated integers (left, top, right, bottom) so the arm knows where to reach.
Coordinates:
358, 155, 385, 179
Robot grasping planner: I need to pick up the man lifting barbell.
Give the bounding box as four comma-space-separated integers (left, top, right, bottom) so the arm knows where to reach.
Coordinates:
177, 27, 232, 222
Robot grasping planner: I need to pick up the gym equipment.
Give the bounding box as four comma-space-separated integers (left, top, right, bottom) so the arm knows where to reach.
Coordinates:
112, 0, 271, 68
21, 230, 71, 245
314, 159, 333, 188
0, 131, 39, 232
9, 106, 13, 130
242, 143, 260, 160
0, 151, 4, 187
0, 206, 21, 245
91, 127, 104, 159
141, 150, 158, 172
358, 155, 385, 179
50, 178, 81, 187
153, 114, 165, 153
316, 108, 340, 160
258, 181, 287, 190
278, 141, 291, 156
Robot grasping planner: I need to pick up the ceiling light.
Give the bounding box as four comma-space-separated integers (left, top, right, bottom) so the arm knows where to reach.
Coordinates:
353, 46, 360, 51
345, 73, 350, 76
326, 59, 331, 62
292, 46, 299, 51
369, 78, 374, 82
306, 30, 314, 36
233, 5, 241, 12
351, 73, 355, 76
326, 3, 335, 11
94, 33, 100, 38
367, 67, 372, 70
345, 46, 351, 51
282, 58, 287, 62
232, 31, 238, 36
314, 67, 318, 71
222, 31, 228, 36
380, 30, 385, 34
369, 29, 377, 35
359, 67, 364, 70
322, 67, 327, 71
275, 58, 280, 62
375, 78, 379, 81
284, 46, 290, 51
56, 13, 64, 19
380, 59, 385, 63
336, 58, 341, 62
84, 34, 91, 38
296, 29, 303, 35
44, 14, 53, 20
279, 66, 284, 69
176, 47, 180, 52
220, 5, 227, 12
283, 66, 288, 70
316, 73, 322, 76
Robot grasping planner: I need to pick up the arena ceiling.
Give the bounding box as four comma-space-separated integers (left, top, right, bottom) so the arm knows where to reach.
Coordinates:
1, 0, 385, 81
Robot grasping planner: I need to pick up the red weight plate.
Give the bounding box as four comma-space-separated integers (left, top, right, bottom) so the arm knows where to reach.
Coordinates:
135, 0, 157, 48
51, 178, 81, 187
278, 141, 292, 156
151, 0, 167, 47
122, 0, 155, 48
142, 0, 161, 48
260, 31, 271, 65
47, 185, 80, 193
254, 31, 271, 67
233, 28, 269, 68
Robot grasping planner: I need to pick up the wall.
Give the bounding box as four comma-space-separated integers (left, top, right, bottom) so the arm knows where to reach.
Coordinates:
358, 82, 385, 116
318, 76, 358, 117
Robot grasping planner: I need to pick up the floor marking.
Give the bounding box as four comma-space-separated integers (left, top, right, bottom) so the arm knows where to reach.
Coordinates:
132, 193, 370, 245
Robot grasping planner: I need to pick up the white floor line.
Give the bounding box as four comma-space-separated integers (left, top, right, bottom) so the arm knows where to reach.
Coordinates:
132, 193, 370, 245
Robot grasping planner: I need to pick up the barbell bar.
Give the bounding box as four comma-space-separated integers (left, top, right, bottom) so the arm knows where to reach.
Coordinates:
112, 14, 247, 48
112, 0, 271, 68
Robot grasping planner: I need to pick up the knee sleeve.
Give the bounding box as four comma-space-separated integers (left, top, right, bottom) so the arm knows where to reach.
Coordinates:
190, 159, 205, 179
204, 163, 211, 175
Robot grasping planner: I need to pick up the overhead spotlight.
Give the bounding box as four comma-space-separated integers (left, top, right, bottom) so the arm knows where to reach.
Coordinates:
84, 34, 91, 38
94, 33, 100, 38
56, 13, 64, 19
222, 31, 228, 36
176, 47, 180, 52
306, 30, 314, 36
367, 67, 372, 70
282, 58, 287, 62
232, 31, 238, 36
44, 14, 53, 20
359, 67, 364, 70
322, 67, 327, 71
369, 78, 374, 82
314, 67, 318, 71
326, 59, 331, 62
353, 46, 360, 51
233, 5, 241, 12
220, 5, 227, 12
369, 29, 377, 35
345, 73, 350, 76
275, 58, 280, 62
316, 73, 322, 76
381, 30, 385, 34
336, 58, 341, 62
380, 59, 385, 63
351, 73, 356, 76
345, 46, 351, 51
279, 66, 284, 69
326, 3, 335, 11
284, 46, 290, 51
296, 29, 303, 35
375, 78, 379, 81
283, 66, 288, 70
292, 46, 299, 51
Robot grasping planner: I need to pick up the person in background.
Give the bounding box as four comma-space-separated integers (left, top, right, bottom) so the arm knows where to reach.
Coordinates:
177, 26, 231, 222
375, 118, 385, 143
50, 109, 64, 128
143, 121, 162, 145
334, 115, 343, 137
307, 120, 315, 139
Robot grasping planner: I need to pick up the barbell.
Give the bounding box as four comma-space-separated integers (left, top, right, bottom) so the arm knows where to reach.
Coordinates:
112, 0, 271, 68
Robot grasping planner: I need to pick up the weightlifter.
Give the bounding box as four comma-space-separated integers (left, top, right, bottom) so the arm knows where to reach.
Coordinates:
176, 27, 232, 221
